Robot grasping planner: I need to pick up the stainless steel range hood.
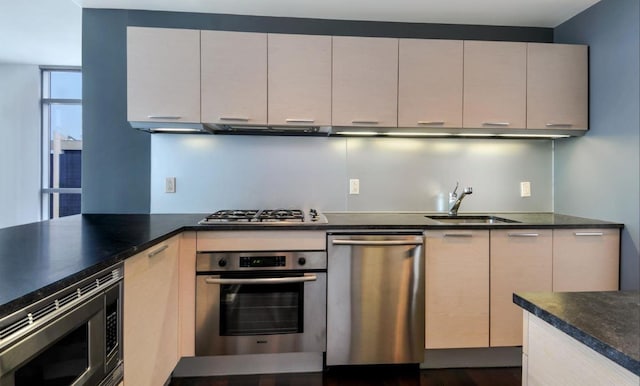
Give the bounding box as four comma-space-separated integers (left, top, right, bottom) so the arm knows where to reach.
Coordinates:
130, 120, 213, 134
207, 123, 331, 136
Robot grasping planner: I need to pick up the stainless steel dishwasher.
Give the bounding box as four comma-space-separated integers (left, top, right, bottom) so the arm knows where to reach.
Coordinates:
327, 233, 425, 366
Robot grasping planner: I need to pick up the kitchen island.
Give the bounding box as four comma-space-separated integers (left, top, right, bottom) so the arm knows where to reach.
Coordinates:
514, 291, 640, 385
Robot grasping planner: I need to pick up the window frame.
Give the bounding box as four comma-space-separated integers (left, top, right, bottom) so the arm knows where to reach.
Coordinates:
40, 66, 82, 220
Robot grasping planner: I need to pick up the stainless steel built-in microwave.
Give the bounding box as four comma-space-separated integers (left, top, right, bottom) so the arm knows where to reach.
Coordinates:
0, 265, 124, 386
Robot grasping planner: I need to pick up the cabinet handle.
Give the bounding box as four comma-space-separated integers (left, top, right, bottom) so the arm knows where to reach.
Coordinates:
508, 233, 539, 237
352, 120, 379, 125
147, 115, 181, 120
285, 119, 315, 123
545, 123, 573, 127
482, 122, 510, 126
417, 121, 445, 125
148, 245, 169, 258
443, 233, 473, 238
574, 232, 604, 237
219, 117, 249, 122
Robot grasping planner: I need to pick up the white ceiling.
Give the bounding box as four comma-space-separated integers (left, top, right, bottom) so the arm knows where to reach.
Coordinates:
1, 0, 600, 66
0, 0, 82, 65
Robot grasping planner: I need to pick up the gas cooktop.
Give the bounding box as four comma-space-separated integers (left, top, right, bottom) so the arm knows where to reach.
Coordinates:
198, 208, 328, 225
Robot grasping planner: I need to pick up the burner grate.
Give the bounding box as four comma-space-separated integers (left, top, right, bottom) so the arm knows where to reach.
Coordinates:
258, 209, 304, 222
199, 208, 327, 225
204, 210, 259, 222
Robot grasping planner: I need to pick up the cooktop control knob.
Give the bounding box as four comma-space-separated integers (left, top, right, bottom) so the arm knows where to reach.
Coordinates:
298, 257, 306, 266
218, 258, 227, 267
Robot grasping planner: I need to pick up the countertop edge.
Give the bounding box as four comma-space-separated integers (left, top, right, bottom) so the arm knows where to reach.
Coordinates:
513, 293, 640, 376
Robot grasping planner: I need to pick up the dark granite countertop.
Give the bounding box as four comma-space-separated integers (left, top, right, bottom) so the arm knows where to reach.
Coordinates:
0, 214, 204, 319
0, 212, 622, 319
514, 291, 640, 376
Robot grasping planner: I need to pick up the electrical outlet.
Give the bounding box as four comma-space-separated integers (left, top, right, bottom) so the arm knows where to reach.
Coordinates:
520, 181, 531, 197
349, 179, 360, 195
165, 177, 176, 193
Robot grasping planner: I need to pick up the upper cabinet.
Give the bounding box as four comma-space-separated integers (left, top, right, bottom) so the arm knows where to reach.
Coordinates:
463, 41, 527, 129
268, 34, 332, 127
201, 31, 267, 126
398, 39, 463, 128
126, 29, 589, 136
527, 43, 588, 131
127, 27, 200, 123
332, 36, 398, 127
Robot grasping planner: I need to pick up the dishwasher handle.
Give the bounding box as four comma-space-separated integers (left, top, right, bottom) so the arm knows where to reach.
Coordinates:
331, 238, 423, 246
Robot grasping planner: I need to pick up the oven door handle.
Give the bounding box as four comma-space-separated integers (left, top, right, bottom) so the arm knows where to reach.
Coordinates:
205, 274, 317, 285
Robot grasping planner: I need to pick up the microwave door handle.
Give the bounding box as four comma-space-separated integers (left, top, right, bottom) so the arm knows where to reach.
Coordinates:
205, 274, 317, 285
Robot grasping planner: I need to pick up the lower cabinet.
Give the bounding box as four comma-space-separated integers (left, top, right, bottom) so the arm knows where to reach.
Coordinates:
425, 230, 489, 349
426, 227, 619, 350
490, 230, 552, 347
123, 235, 181, 386
553, 228, 620, 292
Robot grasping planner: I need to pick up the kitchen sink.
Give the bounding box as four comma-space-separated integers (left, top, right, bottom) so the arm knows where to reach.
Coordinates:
426, 215, 520, 224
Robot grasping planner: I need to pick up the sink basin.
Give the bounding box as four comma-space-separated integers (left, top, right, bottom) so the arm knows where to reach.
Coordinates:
426, 215, 520, 224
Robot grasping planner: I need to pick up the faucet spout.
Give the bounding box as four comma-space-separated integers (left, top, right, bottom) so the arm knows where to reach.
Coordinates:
449, 186, 473, 216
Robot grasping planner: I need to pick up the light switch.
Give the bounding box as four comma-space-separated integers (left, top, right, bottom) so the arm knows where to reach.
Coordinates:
520, 181, 531, 197
165, 177, 176, 193
349, 179, 360, 195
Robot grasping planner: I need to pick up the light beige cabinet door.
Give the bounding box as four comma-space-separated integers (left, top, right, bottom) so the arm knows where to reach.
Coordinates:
490, 229, 552, 347
425, 230, 489, 349
398, 39, 463, 128
463, 41, 527, 129
201, 31, 267, 125
127, 27, 200, 123
332, 36, 398, 127
268, 34, 332, 126
527, 43, 588, 131
553, 229, 620, 292
124, 235, 180, 386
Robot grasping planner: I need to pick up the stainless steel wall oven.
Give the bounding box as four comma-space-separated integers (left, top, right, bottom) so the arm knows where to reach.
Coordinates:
195, 251, 326, 356
0, 265, 123, 386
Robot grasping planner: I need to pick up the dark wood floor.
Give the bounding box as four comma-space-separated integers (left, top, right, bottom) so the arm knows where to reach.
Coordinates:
170, 367, 522, 386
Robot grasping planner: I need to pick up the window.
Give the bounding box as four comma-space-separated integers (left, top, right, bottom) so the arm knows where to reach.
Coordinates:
41, 68, 82, 219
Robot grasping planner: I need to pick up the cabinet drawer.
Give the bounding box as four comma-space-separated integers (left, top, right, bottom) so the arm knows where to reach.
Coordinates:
196, 231, 326, 251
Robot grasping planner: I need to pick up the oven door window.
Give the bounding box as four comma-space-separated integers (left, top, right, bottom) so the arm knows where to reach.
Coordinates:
14, 323, 89, 386
220, 275, 304, 336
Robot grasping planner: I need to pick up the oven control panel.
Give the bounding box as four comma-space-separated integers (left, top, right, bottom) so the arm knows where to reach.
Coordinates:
239, 255, 287, 268
197, 251, 326, 272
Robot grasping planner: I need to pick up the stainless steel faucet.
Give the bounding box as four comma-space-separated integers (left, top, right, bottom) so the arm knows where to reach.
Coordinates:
449, 182, 473, 216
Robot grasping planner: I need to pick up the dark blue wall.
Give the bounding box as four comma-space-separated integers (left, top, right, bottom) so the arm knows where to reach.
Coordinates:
554, 0, 640, 290
81, 9, 552, 213
82, 10, 150, 213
